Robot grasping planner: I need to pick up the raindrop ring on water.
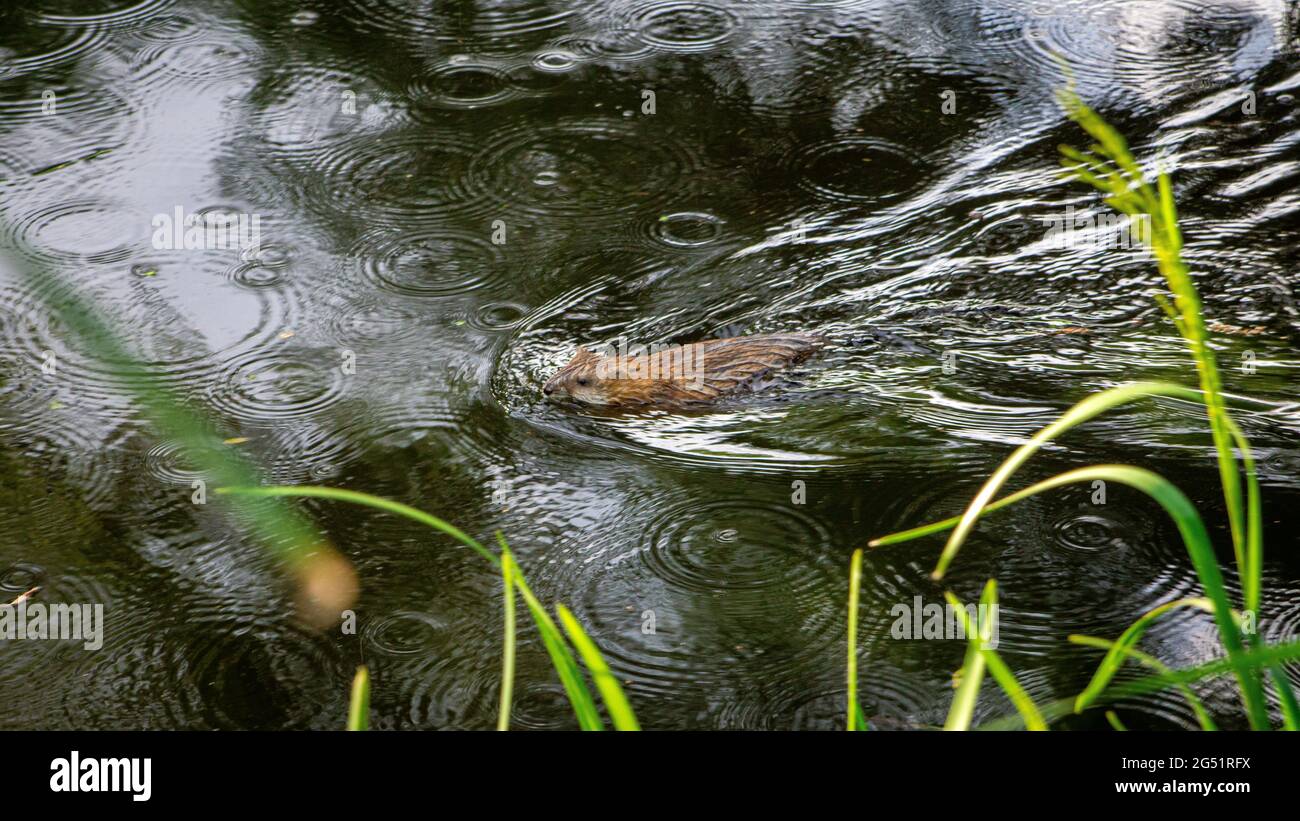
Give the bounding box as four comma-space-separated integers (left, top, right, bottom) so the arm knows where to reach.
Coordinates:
650, 211, 725, 248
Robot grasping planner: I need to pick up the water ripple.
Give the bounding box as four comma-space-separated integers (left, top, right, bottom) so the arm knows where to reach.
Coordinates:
1, 198, 144, 266
641, 498, 834, 594
205, 348, 349, 423
562, 26, 655, 62
0, 19, 103, 79
308, 129, 484, 225
407, 60, 519, 111
626, 1, 739, 54
351, 226, 507, 299
35, 0, 177, 29
339, 0, 573, 49
130, 35, 261, 92
178, 619, 348, 729
785, 136, 925, 205
465, 117, 701, 220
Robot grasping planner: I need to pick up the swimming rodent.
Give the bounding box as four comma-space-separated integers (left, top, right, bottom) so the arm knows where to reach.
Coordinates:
543, 333, 825, 407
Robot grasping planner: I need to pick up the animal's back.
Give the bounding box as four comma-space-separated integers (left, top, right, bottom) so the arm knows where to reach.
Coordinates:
606, 332, 824, 406
693, 333, 824, 394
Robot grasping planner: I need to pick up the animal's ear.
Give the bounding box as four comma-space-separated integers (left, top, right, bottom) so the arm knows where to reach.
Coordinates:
574, 346, 599, 362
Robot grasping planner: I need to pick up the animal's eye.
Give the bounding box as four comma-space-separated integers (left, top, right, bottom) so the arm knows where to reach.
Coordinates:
576, 377, 589, 386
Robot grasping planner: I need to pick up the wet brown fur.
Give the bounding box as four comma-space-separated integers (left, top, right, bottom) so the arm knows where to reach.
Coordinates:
543, 333, 825, 407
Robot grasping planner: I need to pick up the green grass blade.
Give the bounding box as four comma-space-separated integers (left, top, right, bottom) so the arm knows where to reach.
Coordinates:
880, 465, 1266, 726
1221, 421, 1297, 728
1070, 635, 1218, 730
556, 604, 641, 731
1074, 597, 1213, 713
1105, 711, 1127, 731
1270, 667, 1300, 731
1066, 636, 1300, 709
975, 639, 1300, 730
945, 585, 1046, 730
1222, 417, 1262, 616
945, 644, 986, 731
976, 697, 1077, 730
1058, 90, 1249, 595
945, 579, 997, 731
217, 485, 498, 566
497, 536, 517, 732
347, 665, 370, 731
511, 574, 604, 730
1057, 94, 1267, 725
872, 479, 1070, 548
979, 636, 1300, 730
847, 548, 864, 731
867, 382, 1202, 572
944, 638, 1300, 731
853, 700, 869, 731
1133, 640, 1300, 692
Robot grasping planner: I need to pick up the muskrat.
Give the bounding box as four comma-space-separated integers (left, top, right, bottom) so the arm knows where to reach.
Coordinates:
543, 333, 825, 407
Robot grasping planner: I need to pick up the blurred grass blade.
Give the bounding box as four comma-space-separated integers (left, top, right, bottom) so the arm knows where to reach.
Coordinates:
945, 579, 997, 730
218, 485, 605, 730
1069, 636, 1216, 731
347, 666, 370, 731
556, 604, 640, 731
497, 536, 517, 732
0, 235, 357, 627
1104, 711, 1127, 731
847, 548, 864, 731
1074, 598, 1213, 714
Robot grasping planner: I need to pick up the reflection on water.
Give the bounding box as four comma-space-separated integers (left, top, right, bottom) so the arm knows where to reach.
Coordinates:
1, 0, 1299, 729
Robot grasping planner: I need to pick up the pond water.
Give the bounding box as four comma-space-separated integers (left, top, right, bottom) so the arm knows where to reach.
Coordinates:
1, 0, 1299, 730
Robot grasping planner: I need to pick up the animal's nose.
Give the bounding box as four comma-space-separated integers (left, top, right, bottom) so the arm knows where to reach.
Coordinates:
543, 385, 554, 396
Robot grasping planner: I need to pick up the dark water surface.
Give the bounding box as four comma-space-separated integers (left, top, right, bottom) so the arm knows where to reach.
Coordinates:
1, 0, 1299, 729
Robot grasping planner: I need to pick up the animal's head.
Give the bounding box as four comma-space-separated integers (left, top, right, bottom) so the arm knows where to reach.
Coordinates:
542, 346, 610, 405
